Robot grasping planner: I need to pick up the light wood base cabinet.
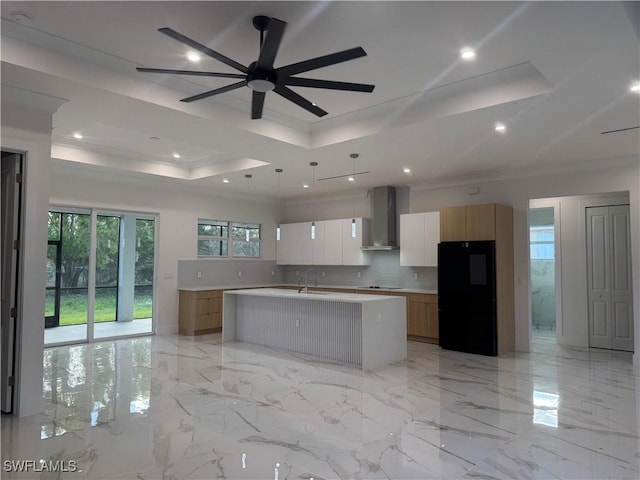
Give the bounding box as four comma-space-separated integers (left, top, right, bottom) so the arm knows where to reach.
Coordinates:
179, 290, 221, 335
407, 293, 438, 344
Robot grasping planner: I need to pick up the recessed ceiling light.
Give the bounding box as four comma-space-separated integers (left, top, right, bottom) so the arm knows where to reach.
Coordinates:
403, 167, 411, 174
303, 184, 310, 189
172, 153, 181, 159
460, 48, 476, 61
347, 176, 355, 182
222, 178, 230, 184
187, 51, 201, 62
495, 123, 506, 133
73, 132, 83, 139
630, 82, 640, 93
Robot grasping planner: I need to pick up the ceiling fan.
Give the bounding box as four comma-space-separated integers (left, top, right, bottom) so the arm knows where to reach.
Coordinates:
136, 15, 375, 120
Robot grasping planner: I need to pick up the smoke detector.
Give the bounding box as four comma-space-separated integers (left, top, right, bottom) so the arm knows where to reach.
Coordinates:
11, 11, 33, 26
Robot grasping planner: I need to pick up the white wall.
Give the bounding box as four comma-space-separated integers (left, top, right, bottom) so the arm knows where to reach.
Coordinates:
49, 167, 282, 335
284, 190, 370, 222
1, 94, 66, 416
283, 159, 640, 360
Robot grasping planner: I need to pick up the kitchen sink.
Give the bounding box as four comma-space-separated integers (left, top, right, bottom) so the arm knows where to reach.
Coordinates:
357, 285, 403, 290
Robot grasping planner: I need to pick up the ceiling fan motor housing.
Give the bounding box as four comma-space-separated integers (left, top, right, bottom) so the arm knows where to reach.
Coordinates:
247, 61, 277, 92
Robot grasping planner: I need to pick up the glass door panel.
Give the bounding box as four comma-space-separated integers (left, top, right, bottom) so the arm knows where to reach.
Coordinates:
45, 212, 90, 345
45, 242, 61, 328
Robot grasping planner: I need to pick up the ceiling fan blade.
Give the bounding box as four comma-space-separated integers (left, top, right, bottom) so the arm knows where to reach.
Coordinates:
159, 27, 248, 73
251, 91, 266, 119
284, 77, 375, 92
136, 67, 245, 79
180, 81, 246, 103
273, 86, 328, 117
276, 47, 367, 78
256, 18, 286, 71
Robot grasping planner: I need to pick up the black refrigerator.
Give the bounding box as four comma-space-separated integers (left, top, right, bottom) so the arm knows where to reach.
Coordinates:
438, 240, 497, 356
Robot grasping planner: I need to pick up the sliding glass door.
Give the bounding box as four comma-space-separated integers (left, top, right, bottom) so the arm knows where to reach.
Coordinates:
45, 209, 155, 345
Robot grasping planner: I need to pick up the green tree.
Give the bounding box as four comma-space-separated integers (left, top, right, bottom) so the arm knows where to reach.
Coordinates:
60, 213, 90, 288
96, 216, 120, 287
135, 219, 154, 285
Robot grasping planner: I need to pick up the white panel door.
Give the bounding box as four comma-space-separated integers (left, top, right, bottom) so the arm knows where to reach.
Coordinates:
587, 205, 634, 351
609, 205, 633, 351
400, 213, 425, 266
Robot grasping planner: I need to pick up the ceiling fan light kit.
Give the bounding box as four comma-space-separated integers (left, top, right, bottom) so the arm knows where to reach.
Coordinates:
137, 15, 375, 119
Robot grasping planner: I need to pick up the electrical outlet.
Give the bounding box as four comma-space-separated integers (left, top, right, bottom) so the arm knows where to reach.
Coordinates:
322, 271, 326, 277
271, 270, 275, 276
237, 270, 242, 277
413, 272, 419, 280
197, 271, 202, 279
296, 319, 300, 328
357, 271, 361, 278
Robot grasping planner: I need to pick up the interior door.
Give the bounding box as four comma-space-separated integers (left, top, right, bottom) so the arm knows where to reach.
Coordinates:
587, 205, 634, 351
1, 152, 22, 413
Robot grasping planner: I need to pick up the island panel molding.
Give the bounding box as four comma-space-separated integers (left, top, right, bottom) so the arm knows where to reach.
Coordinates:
223, 288, 406, 370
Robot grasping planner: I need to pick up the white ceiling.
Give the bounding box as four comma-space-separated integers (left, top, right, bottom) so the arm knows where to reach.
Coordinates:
1, 1, 638, 200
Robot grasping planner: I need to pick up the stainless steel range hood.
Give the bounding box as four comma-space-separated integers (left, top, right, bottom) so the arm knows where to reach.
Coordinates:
361, 186, 398, 250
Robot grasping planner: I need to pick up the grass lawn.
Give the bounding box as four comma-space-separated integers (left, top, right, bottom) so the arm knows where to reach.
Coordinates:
48, 288, 153, 326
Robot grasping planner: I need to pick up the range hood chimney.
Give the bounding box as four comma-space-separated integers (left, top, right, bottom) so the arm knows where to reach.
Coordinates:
361, 186, 398, 250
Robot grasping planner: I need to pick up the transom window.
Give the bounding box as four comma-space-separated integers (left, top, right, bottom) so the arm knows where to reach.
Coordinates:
198, 219, 260, 258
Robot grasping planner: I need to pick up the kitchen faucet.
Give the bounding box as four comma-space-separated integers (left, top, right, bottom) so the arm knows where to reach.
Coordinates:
299, 268, 317, 293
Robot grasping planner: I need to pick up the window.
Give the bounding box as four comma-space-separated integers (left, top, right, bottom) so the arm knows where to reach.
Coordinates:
197, 220, 228, 257
231, 222, 261, 257
530, 225, 554, 260
198, 219, 261, 258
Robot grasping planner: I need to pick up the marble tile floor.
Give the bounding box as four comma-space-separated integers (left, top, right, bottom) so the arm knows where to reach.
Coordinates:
2, 334, 639, 480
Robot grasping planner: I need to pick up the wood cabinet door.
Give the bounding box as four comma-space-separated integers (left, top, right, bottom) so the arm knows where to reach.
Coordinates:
465, 204, 496, 240
408, 301, 428, 337
426, 303, 439, 339
440, 207, 467, 241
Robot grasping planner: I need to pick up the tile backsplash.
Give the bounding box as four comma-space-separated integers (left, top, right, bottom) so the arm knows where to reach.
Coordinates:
283, 250, 437, 290
178, 251, 437, 290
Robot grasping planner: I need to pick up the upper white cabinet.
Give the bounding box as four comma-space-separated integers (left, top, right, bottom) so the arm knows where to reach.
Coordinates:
312, 219, 343, 265
277, 218, 370, 265
342, 218, 371, 265
276, 221, 312, 265
400, 212, 440, 266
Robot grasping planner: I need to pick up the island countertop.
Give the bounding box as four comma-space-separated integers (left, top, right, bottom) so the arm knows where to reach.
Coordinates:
224, 287, 402, 303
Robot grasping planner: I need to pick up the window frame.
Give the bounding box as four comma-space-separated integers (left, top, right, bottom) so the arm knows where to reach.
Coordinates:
197, 219, 262, 259
530, 225, 555, 260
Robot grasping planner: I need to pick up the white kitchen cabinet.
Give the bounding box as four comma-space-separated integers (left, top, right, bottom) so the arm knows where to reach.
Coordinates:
325, 219, 343, 265
312, 219, 343, 265
341, 218, 371, 265
399, 212, 440, 266
311, 220, 325, 265
277, 222, 312, 265
278, 218, 368, 265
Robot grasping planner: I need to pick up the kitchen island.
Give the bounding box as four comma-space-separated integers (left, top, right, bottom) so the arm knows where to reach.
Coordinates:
223, 288, 406, 370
